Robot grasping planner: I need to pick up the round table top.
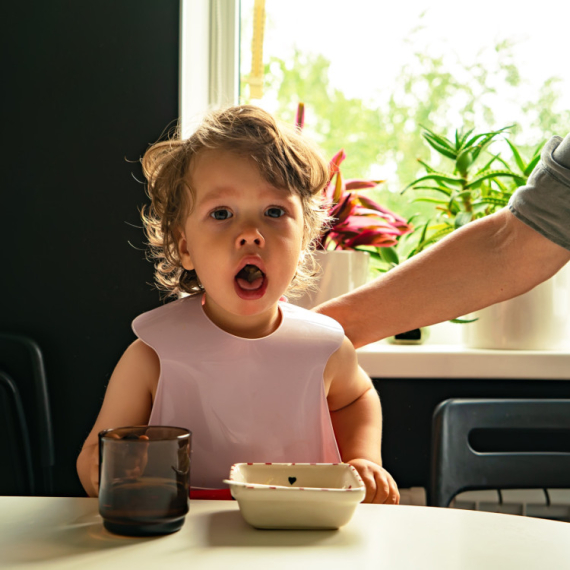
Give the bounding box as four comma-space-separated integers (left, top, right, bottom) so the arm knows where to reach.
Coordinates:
0, 496, 569, 569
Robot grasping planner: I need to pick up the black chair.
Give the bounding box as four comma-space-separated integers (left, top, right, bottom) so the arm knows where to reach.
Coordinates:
0, 333, 55, 495
430, 398, 570, 508
0, 370, 35, 494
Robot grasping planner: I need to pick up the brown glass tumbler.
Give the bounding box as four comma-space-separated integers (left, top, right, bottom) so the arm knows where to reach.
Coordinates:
98, 426, 191, 536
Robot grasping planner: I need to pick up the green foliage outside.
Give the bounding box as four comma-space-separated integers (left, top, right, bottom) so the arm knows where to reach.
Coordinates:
239, 27, 570, 275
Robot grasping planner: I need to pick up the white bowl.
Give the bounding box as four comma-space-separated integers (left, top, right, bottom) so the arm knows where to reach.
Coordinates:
224, 463, 365, 529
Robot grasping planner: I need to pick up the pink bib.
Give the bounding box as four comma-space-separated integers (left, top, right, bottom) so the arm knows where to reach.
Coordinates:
132, 296, 343, 489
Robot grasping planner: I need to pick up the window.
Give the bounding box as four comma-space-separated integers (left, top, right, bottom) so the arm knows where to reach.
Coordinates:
237, 0, 570, 198
179, 0, 239, 138
180, 0, 570, 244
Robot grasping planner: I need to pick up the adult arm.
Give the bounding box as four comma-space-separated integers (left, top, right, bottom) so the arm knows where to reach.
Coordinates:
76, 339, 158, 497
316, 211, 570, 348
315, 135, 570, 348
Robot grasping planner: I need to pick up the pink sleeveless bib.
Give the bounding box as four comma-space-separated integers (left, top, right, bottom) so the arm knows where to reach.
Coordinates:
132, 296, 343, 489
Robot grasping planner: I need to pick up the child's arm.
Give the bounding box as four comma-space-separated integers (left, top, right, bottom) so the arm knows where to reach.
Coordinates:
325, 336, 399, 504
76, 339, 159, 497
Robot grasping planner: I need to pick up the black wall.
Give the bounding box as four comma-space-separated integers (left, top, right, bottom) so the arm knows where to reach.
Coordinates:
3, 1, 180, 495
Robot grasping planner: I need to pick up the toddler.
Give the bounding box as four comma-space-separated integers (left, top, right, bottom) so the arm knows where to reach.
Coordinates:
77, 105, 399, 504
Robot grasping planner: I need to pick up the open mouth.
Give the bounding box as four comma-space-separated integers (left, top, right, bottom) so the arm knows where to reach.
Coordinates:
235, 264, 265, 292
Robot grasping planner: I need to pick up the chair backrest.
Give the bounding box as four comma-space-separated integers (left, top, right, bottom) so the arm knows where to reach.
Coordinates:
430, 398, 570, 508
0, 333, 55, 495
0, 370, 35, 494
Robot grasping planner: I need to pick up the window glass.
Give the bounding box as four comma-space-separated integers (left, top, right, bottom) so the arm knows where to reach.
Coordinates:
240, 0, 570, 207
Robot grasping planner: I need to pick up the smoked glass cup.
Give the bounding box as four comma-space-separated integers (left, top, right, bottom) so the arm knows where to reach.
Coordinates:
98, 426, 191, 536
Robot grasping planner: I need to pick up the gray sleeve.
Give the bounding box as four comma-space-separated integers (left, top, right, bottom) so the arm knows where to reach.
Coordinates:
508, 135, 570, 251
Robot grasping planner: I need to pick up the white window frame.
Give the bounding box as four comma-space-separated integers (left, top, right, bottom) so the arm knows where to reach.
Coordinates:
179, 0, 240, 138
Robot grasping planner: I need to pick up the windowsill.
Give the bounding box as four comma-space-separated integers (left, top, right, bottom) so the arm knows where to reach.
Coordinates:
357, 321, 570, 380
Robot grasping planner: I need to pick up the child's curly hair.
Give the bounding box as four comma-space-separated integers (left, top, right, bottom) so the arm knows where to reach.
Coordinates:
140, 105, 331, 298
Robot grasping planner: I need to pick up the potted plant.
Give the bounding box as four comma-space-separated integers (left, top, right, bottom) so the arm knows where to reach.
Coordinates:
402, 125, 532, 254
401, 125, 570, 350
293, 103, 414, 309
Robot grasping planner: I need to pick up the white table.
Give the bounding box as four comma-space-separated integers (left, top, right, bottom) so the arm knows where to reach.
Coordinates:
0, 497, 569, 569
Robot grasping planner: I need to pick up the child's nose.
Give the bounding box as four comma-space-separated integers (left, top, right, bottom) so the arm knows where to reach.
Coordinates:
236, 225, 265, 247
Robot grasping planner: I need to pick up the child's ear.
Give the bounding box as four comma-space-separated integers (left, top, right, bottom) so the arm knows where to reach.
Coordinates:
176, 228, 195, 271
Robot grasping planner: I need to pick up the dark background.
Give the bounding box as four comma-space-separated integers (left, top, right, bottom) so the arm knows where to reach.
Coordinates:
3, 1, 569, 499
3, 1, 180, 495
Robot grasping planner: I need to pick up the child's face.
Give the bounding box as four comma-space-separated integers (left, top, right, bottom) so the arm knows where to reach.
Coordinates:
177, 149, 306, 336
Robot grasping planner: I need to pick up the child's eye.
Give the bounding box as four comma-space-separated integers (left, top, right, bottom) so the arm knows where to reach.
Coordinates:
265, 207, 285, 219
210, 209, 233, 220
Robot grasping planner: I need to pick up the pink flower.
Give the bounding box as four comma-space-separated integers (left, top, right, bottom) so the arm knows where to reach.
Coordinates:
319, 156, 413, 251
296, 102, 413, 251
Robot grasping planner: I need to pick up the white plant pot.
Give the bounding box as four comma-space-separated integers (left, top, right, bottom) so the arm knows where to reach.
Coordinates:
462, 263, 570, 350
292, 250, 370, 310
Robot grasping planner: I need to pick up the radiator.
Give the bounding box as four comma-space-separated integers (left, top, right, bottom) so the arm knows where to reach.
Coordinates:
399, 487, 427, 506
451, 489, 570, 522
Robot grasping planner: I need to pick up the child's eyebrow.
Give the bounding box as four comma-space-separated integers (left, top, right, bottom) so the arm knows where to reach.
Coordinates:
197, 186, 238, 205
197, 185, 294, 206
